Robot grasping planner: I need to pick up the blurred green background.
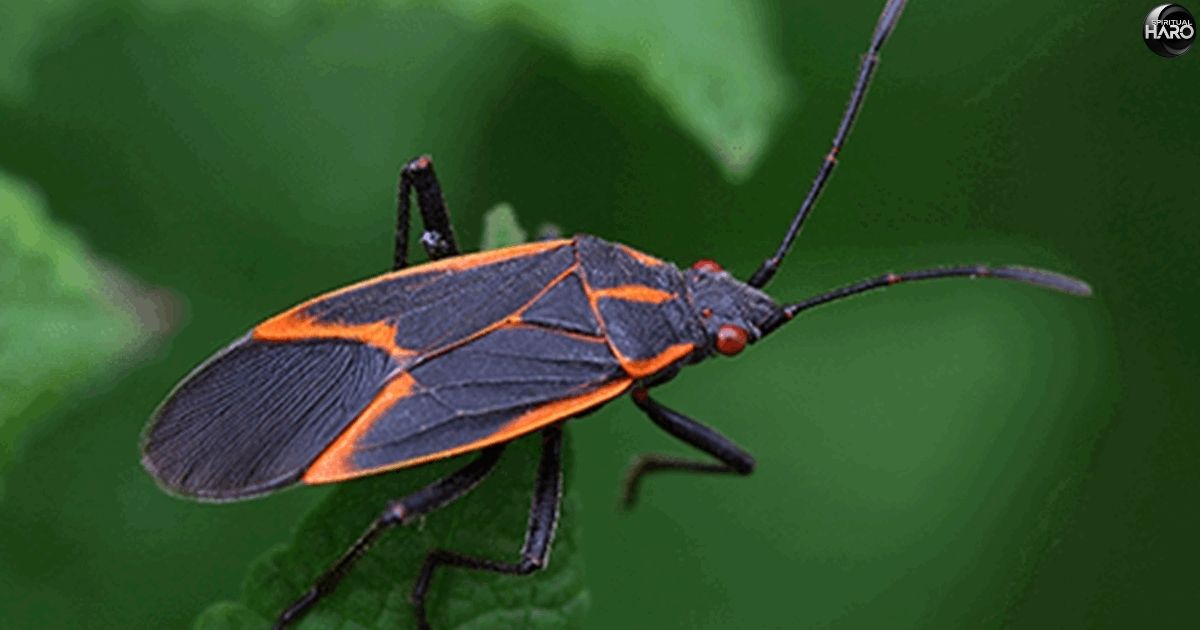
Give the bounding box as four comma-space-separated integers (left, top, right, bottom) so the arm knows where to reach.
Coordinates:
1, 0, 1196, 628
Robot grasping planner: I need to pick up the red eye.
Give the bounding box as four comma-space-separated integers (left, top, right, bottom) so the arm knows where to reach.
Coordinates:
715, 325, 748, 356
692, 259, 722, 273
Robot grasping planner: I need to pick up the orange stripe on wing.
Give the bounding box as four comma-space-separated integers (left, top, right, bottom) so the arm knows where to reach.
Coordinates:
618, 342, 694, 378
592, 284, 676, 304
253, 313, 414, 360
617, 243, 665, 267
302, 377, 632, 485
412, 263, 583, 362
253, 239, 574, 358
281, 239, 572, 316
511, 264, 581, 317
302, 373, 417, 484
578, 270, 692, 378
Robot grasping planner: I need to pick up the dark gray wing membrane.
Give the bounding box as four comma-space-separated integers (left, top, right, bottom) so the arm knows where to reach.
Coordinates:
575, 234, 680, 291
520, 273, 603, 336
142, 337, 395, 500
143, 241, 603, 499
348, 325, 625, 472
575, 235, 706, 362
305, 245, 575, 351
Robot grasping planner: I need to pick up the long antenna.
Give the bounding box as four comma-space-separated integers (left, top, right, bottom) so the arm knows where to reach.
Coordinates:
759, 264, 1092, 336
748, 0, 908, 289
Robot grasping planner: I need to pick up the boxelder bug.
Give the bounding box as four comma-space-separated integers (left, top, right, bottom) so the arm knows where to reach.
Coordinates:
141, 0, 1091, 627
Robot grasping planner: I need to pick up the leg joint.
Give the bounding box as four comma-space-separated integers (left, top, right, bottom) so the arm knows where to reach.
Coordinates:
382, 501, 408, 525
516, 558, 544, 575
403, 154, 433, 175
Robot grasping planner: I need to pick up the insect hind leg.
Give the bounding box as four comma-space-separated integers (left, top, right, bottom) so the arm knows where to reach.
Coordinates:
621, 388, 755, 509
394, 155, 460, 270
411, 426, 564, 629
274, 445, 505, 629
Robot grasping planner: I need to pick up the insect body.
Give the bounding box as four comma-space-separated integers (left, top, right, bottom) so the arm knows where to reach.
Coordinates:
141, 0, 1091, 627
144, 235, 776, 499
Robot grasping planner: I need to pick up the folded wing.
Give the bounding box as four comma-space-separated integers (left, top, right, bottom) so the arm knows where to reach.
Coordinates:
303, 325, 630, 484
143, 238, 644, 499
142, 337, 396, 499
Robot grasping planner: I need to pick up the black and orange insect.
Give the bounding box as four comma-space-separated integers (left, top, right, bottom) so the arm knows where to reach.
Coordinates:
141, 1, 1090, 627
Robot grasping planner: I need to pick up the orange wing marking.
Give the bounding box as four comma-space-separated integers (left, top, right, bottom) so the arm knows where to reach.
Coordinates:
592, 284, 676, 304
254, 313, 414, 360
617, 342, 694, 378
511, 264, 583, 318
415, 263, 585, 363
282, 239, 571, 315
255, 239, 573, 359
617, 243, 665, 266
303, 374, 417, 483
303, 376, 632, 484
579, 268, 693, 378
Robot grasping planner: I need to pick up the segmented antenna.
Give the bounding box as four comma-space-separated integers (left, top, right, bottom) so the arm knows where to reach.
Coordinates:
759, 265, 1092, 336
748, 0, 908, 289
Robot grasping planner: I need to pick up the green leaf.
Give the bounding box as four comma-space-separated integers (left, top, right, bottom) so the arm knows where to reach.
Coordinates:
439, 0, 791, 179
0, 171, 148, 496
2, 0, 790, 179
197, 209, 588, 629
0, 1, 82, 99
479, 204, 528, 251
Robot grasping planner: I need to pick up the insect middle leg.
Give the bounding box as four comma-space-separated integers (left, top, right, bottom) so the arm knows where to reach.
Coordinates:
411, 426, 564, 630
274, 445, 505, 629
394, 155, 460, 270
621, 388, 755, 509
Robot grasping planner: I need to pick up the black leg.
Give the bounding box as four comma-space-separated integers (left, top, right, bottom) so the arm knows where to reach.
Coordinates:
622, 388, 755, 509
395, 155, 460, 271
274, 445, 505, 630
411, 426, 564, 630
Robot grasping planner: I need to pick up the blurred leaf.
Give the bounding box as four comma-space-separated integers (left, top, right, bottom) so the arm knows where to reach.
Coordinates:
0, 0, 84, 99
479, 204, 528, 250
197, 210, 588, 629
440, 0, 791, 178
0, 172, 147, 496
1, 0, 789, 179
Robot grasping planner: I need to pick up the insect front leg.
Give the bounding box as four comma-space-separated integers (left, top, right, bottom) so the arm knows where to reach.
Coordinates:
394, 155, 460, 270
621, 388, 756, 509
411, 426, 564, 630
274, 445, 505, 629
